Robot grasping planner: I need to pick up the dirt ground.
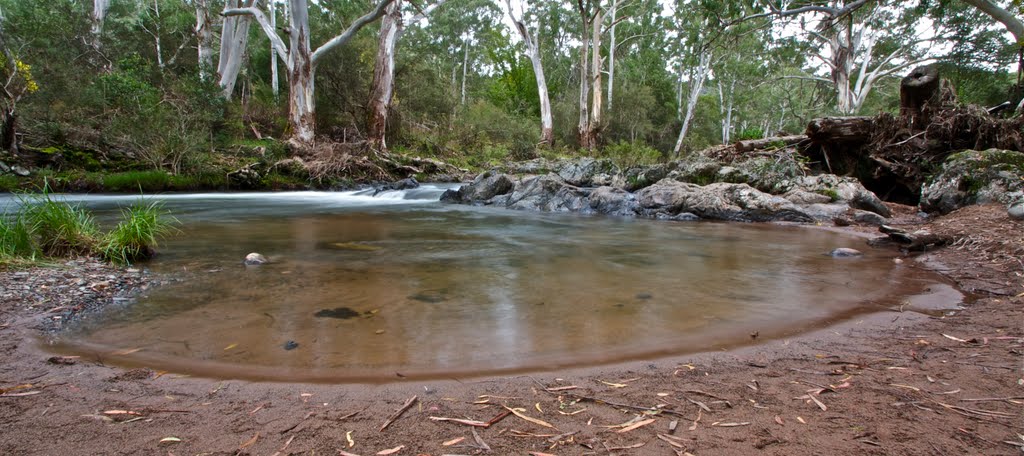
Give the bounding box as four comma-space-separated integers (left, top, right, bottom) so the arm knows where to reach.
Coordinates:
0, 204, 1021, 456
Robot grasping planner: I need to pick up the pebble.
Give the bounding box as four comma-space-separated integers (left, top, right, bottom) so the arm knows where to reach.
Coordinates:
829, 247, 863, 258
244, 252, 268, 266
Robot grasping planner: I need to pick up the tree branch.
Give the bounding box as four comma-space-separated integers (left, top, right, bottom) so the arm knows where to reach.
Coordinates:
312, 0, 395, 64
223, 7, 290, 68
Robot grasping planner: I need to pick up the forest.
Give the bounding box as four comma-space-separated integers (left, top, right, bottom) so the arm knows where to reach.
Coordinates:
0, 0, 1020, 189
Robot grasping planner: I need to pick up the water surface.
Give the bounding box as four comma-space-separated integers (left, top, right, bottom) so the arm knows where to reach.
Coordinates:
33, 186, 947, 381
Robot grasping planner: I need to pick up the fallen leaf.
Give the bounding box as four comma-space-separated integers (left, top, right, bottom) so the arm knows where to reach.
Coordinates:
942, 334, 968, 343
338, 451, 363, 456
112, 348, 142, 355
223, 343, 238, 351
528, 453, 557, 456
546, 385, 578, 391
103, 410, 143, 416
239, 433, 258, 450
796, 416, 807, 424
504, 406, 555, 429
617, 418, 656, 433
711, 422, 750, 427
534, 402, 543, 414
442, 437, 465, 446
429, 416, 489, 427
774, 415, 785, 425
599, 380, 627, 388
808, 394, 827, 411
159, 437, 181, 444
657, 433, 686, 448
346, 430, 355, 447
376, 445, 404, 455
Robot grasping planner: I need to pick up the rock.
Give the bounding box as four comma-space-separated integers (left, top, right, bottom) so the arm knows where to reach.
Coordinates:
506, 175, 590, 212
283, 340, 299, 351
829, 248, 863, 257
663, 157, 722, 186
270, 157, 309, 178
800, 203, 853, 222
390, 177, 419, 190
503, 158, 555, 175
788, 175, 891, 217
783, 189, 833, 205
921, 149, 1024, 214
244, 253, 268, 266
635, 181, 814, 222
1009, 199, 1024, 220
853, 210, 887, 226
0, 161, 9, 173
556, 158, 619, 187
440, 171, 515, 204
588, 186, 639, 216
227, 163, 263, 189
11, 165, 30, 177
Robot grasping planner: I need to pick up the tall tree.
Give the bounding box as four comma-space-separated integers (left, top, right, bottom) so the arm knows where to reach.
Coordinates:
218, 0, 257, 99
225, 0, 394, 143
367, 0, 445, 149
194, 0, 215, 80
91, 0, 111, 55
505, 0, 554, 146
958, 0, 1023, 112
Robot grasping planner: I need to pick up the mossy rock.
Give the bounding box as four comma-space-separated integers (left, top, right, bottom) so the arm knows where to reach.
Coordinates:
921, 149, 1024, 214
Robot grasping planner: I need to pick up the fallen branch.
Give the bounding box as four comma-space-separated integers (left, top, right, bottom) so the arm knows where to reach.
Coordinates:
379, 395, 417, 432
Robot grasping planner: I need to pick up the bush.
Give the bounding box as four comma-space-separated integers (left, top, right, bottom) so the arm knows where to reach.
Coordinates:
598, 141, 665, 168
100, 200, 178, 264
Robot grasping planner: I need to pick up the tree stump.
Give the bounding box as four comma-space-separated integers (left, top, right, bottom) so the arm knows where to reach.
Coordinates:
900, 65, 957, 127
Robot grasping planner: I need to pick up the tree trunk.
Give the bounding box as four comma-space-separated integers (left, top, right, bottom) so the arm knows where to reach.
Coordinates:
460, 38, 469, 105
270, 0, 279, 98
1, 108, 17, 154
91, 0, 110, 53
506, 0, 553, 146
719, 80, 735, 144
588, 7, 603, 147
672, 50, 711, 156
734, 135, 807, 152
805, 116, 874, 143
195, 0, 215, 79
367, 0, 401, 148
606, 0, 618, 111
577, 20, 592, 149
218, 0, 255, 99
288, 0, 316, 143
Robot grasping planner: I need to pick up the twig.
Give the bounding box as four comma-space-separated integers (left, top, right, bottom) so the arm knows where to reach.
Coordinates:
530, 378, 694, 420
379, 395, 417, 432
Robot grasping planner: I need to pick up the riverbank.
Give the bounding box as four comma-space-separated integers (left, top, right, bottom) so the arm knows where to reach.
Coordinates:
0, 203, 1020, 455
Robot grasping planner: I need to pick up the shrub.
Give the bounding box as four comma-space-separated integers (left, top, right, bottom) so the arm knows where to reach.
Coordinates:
100, 200, 178, 264
599, 141, 665, 168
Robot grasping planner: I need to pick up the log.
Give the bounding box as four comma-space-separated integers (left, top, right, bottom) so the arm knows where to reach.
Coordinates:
805, 116, 874, 144
733, 135, 808, 153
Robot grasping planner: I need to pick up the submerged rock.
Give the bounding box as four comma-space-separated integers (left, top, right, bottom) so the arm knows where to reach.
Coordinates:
829, 248, 863, 257
440, 171, 515, 204
244, 253, 268, 265
314, 307, 361, 319
282, 340, 299, 351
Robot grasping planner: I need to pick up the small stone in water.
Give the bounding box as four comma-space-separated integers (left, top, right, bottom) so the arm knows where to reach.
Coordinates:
409, 292, 445, 303
635, 292, 653, 300
283, 340, 299, 351
314, 307, 360, 319
244, 253, 268, 266
829, 248, 863, 258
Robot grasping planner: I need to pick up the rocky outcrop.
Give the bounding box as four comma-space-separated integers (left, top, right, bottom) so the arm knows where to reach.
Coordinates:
440, 171, 515, 204
920, 149, 1024, 214
635, 181, 814, 222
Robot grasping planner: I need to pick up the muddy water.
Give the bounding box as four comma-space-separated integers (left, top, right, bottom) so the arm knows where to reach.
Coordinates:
43, 187, 950, 382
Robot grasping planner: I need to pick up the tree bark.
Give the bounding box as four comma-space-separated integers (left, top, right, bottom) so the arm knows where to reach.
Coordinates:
218, 0, 255, 99
734, 135, 807, 152
270, 0, 279, 98
91, 0, 111, 53
805, 116, 874, 144
367, 0, 401, 148
672, 49, 711, 156
195, 0, 215, 80
577, 14, 592, 150
606, 0, 618, 111
588, 7, 603, 147
506, 0, 553, 146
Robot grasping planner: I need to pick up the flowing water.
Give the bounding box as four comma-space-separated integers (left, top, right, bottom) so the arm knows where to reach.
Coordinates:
19, 186, 951, 382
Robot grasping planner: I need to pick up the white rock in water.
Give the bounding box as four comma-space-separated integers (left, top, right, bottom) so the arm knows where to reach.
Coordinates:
829, 247, 863, 258
244, 253, 268, 265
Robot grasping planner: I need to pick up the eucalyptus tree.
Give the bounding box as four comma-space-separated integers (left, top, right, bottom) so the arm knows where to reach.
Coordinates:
224, 0, 394, 144
957, 0, 1023, 112
505, 0, 554, 145
366, 0, 446, 149
91, 0, 111, 54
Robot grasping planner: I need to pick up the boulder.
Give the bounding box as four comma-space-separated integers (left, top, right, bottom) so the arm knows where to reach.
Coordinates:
227, 163, 263, 189
1009, 199, 1024, 220
782, 174, 890, 217
589, 186, 640, 216
921, 149, 1024, 214
556, 158, 619, 187
11, 165, 30, 177
506, 174, 590, 212
636, 181, 814, 222
829, 248, 863, 258
439, 171, 514, 204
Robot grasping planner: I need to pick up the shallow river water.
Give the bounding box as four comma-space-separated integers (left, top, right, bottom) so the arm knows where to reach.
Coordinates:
20, 186, 949, 382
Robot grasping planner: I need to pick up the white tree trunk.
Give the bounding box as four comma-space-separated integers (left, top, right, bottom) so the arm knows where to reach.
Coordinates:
218, 0, 255, 99
672, 50, 711, 156
195, 0, 215, 80
461, 37, 469, 105
506, 0, 553, 145
577, 22, 591, 149
91, 0, 111, 52
270, 0, 279, 98
606, 0, 618, 111
367, 0, 401, 147
589, 7, 603, 146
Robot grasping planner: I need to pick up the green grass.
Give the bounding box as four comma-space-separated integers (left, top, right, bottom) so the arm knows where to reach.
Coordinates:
23, 191, 99, 257
101, 171, 172, 192
0, 175, 20, 192
100, 200, 178, 264
0, 212, 38, 260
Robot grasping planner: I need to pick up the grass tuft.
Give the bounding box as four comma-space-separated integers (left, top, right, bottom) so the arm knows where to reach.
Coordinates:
23, 191, 99, 257
100, 200, 178, 264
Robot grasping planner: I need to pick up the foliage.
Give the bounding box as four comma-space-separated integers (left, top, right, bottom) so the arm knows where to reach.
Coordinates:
100, 200, 178, 264
22, 190, 99, 257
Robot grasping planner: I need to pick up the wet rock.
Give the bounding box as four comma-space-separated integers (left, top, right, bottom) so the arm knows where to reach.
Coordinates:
390, 177, 419, 190
0, 160, 9, 173
227, 163, 263, 189
283, 340, 299, 351
799, 203, 851, 222
244, 253, 268, 265
921, 149, 1024, 214
787, 175, 891, 217
663, 157, 722, 186
503, 158, 555, 175
506, 175, 590, 212
635, 292, 653, 300
829, 248, 863, 257
636, 181, 814, 222
589, 186, 639, 216
409, 292, 446, 303
314, 307, 360, 319
783, 189, 833, 205
11, 165, 30, 177
440, 171, 515, 204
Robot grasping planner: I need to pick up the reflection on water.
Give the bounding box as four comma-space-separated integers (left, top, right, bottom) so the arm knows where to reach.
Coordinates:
42, 187, 947, 382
